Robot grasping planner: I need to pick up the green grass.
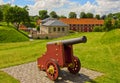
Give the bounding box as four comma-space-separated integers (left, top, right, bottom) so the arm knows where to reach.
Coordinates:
0, 71, 20, 83
0, 29, 120, 83
101, 29, 120, 44
0, 25, 29, 43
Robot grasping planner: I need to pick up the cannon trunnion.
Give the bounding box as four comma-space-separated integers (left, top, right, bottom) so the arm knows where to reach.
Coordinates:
37, 36, 87, 80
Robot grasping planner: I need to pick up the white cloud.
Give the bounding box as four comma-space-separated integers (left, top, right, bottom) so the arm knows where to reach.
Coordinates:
28, 0, 72, 16
1, 0, 120, 17
11, 0, 15, 4
96, 0, 120, 15
58, 0, 120, 17
0, 0, 4, 5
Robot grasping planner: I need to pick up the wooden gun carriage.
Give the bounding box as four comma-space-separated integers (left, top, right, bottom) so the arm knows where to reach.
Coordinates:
37, 36, 87, 80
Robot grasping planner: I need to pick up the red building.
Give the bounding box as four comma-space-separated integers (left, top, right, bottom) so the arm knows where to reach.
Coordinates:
19, 24, 28, 31
60, 18, 104, 32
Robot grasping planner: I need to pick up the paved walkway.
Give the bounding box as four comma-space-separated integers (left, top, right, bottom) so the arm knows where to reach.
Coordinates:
1, 62, 103, 83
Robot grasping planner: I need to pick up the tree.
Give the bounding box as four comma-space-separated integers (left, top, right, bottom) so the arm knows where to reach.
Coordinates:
86, 12, 94, 18
0, 4, 11, 23
0, 9, 3, 22
59, 15, 67, 18
107, 13, 113, 18
30, 15, 40, 22
69, 12, 77, 18
39, 10, 49, 20
80, 12, 87, 18
101, 15, 106, 20
113, 19, 120, 29
104, 18, 113, 31
50, 11, 58, 18
4, 5, 30, 29
95, 14, 100, 19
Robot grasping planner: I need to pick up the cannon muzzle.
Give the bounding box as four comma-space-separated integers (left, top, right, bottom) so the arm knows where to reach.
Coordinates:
47, 36, 87, 45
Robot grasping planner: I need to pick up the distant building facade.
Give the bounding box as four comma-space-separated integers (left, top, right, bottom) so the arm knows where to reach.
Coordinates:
60, 18, 104, 32
19, 24, 28, 31
33, 18, 69, 39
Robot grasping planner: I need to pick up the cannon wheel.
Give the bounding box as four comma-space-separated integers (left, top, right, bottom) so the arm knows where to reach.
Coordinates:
46, 59, 60, 80
68, 57, 81, 74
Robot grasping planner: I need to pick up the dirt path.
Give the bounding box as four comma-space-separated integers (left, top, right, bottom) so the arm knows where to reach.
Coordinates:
1, 62, 103, 83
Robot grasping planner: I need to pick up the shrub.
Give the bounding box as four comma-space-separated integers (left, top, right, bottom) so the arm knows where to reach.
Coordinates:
69, 30, 76, 33
36, 25, 40, 31
93, 26, 103, 32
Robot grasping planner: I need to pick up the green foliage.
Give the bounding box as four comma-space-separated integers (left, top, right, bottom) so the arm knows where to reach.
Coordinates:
0, 4, 11, 23
4, 5, 30, 28
0, 9, 3, 21
93, 26, 103, 32
30, 15, 40, 22
104, 18, 113, 31
101, 15, 106, 20
107, 13, 113, 18
0, 25, 29, 43
69, 12, 77, 18
95, 14, 100, 19
49, 11, 58, 18
23, 22, 36, 28
86, 12, 94, 18
80, 12, 94, 18
69, 30, 76, 33
80, 12, 87, 18
113, 20, 120, 29
39, 10, 49, 20
59, 15, 67, 18
36, 25, 40, 31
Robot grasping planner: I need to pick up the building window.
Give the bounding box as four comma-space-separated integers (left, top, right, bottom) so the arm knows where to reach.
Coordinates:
58, 27, 60, 32
49, 28, 51, 33
53, 27, 56, 32
62, 27, 65, 31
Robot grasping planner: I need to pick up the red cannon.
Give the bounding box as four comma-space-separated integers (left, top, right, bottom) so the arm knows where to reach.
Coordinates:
37, 36, 87, 80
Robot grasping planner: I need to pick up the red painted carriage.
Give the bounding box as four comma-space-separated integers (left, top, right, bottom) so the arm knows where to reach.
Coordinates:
37, 36, 87, 80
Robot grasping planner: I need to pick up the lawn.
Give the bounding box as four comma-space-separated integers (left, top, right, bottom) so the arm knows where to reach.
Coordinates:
0, 24, 29, 43
0, 29, 120, 83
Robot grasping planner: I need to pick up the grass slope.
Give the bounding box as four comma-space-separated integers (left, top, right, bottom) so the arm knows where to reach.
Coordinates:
101, 29, 120, 44
0, 71, 19, 83
0, 25, 29, 43
0, 29, 120, 83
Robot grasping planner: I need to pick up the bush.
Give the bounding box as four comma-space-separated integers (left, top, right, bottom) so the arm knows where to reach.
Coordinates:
69, 30, 76, 33
36, 25, 40, 31
93, 26, 103, 32
23, 22, 36, 28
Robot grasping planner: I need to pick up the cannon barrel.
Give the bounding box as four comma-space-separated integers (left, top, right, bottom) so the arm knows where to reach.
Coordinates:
47, 36, 87, 45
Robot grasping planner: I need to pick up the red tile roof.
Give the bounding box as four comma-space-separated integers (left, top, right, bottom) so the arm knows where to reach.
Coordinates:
19, 24, 27, 30
59, 18, 104, 25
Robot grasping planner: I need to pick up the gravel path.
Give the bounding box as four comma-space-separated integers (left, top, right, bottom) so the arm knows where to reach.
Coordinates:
1, 62, 103, 83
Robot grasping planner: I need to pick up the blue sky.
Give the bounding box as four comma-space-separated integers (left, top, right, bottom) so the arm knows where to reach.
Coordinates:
1, 0, 120, 16
3, 0, 35, 6
70, 0, 95, 5
3, 0, 96, 6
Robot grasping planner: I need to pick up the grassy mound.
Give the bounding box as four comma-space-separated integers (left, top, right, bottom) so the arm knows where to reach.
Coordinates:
0, 29, 120, 83
101, 29, 120, 44
0, 25, 29, 43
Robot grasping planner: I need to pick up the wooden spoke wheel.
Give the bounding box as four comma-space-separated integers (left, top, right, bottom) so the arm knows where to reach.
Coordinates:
46, 59, 60, 80
68, 57, 81, 74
